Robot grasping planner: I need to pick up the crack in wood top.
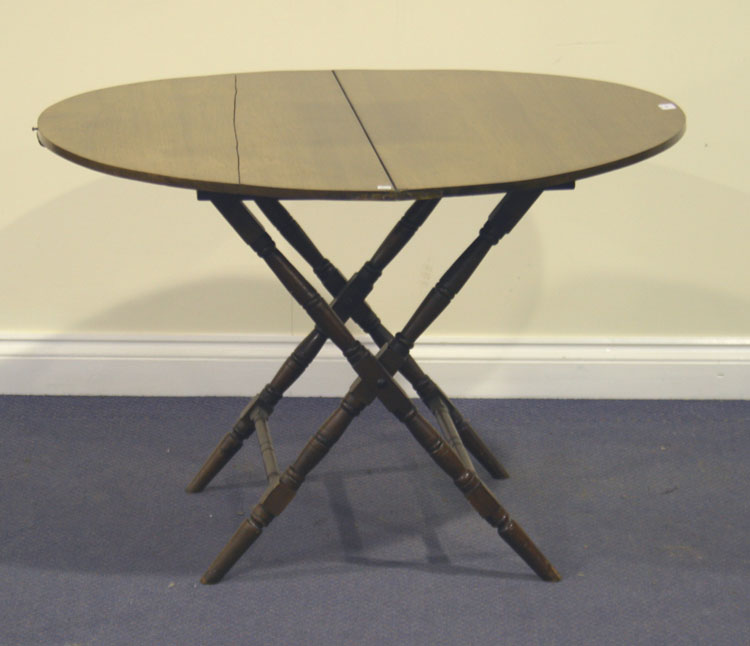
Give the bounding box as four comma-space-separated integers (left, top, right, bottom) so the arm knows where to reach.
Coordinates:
36, 70, 685, 200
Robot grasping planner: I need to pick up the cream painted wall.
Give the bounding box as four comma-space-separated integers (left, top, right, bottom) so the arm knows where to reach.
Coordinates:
2, 0, 748, 340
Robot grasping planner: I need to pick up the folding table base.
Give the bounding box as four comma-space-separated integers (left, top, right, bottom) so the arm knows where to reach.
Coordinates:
186, 198, 507, 493
191, 191, 560, 584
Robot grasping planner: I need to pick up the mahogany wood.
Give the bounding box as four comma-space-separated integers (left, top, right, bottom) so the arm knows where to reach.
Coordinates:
37, 75, 239, 191
254, 190, 542, 526
36, 70, 686, 586
37, 70, 685, 199
186, 199, 437, 493
433, 398, 475, 472
255, 197, 347, 291
186, 195, 511, 494
401, 360, 507, 477
400, 190, 541, 343
260, 199, 508, 478
253, 412, 279, 487
201, 194, 558, 584
334, 70, 685, 195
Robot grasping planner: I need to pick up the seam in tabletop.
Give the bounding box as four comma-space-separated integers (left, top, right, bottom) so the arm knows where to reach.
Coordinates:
331, 70, 397, 192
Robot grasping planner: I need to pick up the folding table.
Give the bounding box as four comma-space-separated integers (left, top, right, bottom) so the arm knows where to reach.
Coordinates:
36, 70, 685, 583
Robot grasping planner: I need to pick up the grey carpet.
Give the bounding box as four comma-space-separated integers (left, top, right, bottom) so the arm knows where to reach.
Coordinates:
1, 396, 748, 645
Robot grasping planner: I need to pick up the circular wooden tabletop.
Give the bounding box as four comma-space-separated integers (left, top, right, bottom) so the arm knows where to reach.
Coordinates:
37, 70, 685, 200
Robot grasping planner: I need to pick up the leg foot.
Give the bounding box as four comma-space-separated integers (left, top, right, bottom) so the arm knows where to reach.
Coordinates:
453, 414, 510, 480
186, 431, 246, 493
404, 411, 559, 582
201, 518, 263, 584
499, 520, 561, 581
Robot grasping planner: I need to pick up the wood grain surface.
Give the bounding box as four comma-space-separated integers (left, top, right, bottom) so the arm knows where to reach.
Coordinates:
37, 74, 239, 192
235, 71, 391, 197
335, 70, 685, 195
37, 70, 685, 199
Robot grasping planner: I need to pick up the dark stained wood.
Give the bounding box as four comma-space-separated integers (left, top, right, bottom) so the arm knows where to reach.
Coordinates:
37, 70, 685, 584
37, 70, 685, 199
395, 344, 509, 479
335, 69, 686, 195
397, 404, 559, 581
37, 75, 239, 192
187, 199, 438, 493
400, 190, 541, 342
253, 413, 280, 486
37, 71, 392, 198
201, 194, 559, 583
234, 72, 393, 197
433, 398, 475, 471
186, 197, 512, 495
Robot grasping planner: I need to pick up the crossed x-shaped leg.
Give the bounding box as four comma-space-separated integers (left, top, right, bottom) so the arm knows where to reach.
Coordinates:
190, 190, 560, 584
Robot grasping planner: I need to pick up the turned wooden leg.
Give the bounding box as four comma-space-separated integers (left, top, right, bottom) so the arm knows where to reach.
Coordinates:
201, 392, 365, 583
262, 197, 511, 480
186, 197, 437, 492
399, 408, 559, 581
308, 341, 560, 582
202, 192, 559, 583
402, 359, 510, 479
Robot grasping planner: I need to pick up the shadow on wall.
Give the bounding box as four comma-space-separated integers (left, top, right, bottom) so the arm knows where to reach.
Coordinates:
0, 163, 747, 379
79, 275, 292, 333
0, 175, 545, 397
0, 175, 549, 335
1, 162, 749, 340
0, 176, 294, 333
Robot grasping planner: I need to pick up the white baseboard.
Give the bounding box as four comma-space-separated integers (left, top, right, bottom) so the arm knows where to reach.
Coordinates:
1, 333, 748, 399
